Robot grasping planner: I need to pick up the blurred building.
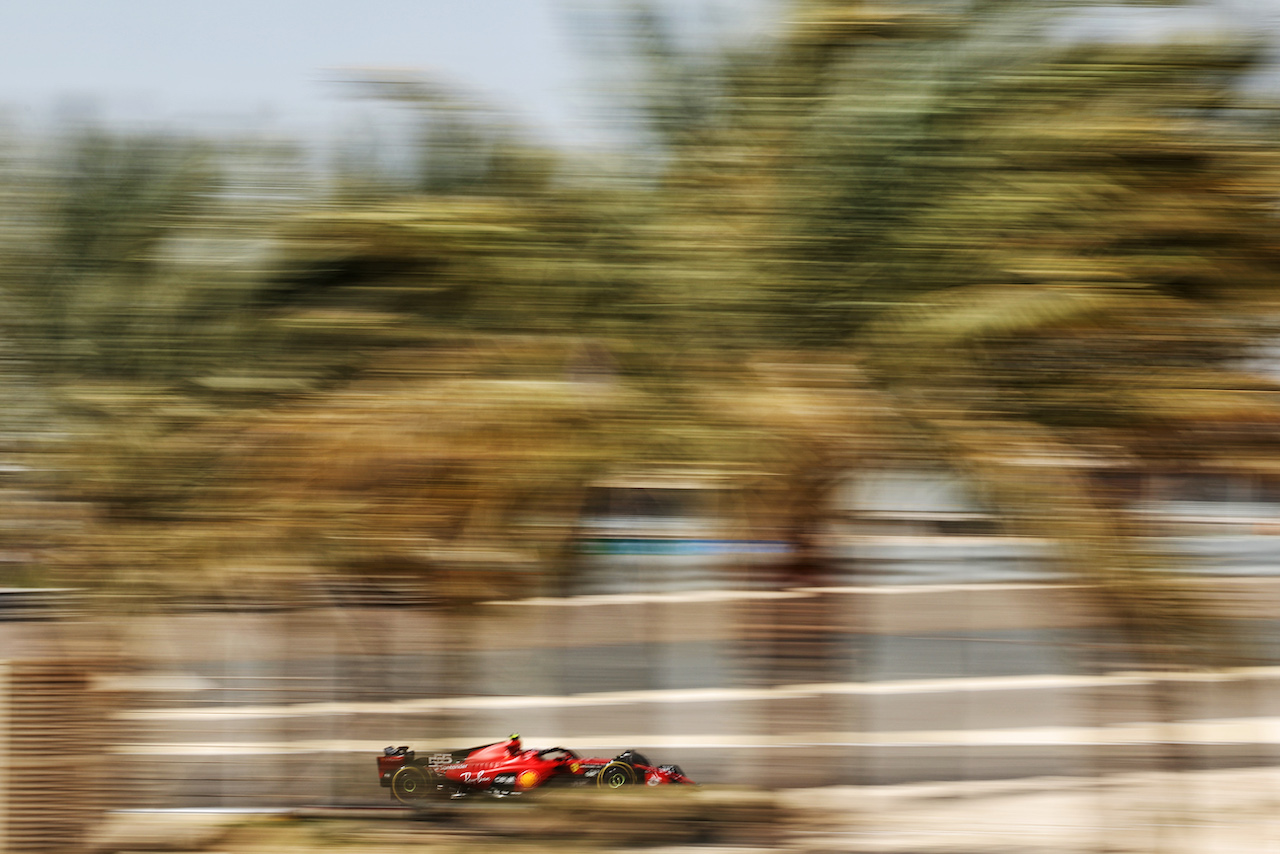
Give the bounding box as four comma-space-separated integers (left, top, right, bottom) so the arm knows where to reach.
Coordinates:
575, 474, 790, 595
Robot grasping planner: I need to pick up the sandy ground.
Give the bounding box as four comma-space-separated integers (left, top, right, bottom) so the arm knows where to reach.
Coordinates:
780, 766, 1280, 853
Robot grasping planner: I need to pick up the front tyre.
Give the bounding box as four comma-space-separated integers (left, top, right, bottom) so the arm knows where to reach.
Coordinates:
596, 760, 636, 790
391, 765, 435, 803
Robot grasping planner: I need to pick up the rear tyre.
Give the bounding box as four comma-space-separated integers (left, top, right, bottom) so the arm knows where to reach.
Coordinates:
391, 765, 435, 803
596, 760, 636, 790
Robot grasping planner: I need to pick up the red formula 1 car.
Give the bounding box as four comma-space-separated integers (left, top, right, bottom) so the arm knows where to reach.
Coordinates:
377, 734, 694, 802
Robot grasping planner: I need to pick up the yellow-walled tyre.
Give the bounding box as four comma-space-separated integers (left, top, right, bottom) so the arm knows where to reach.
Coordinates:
391, 766, 435, 803
596, 760, 636, 790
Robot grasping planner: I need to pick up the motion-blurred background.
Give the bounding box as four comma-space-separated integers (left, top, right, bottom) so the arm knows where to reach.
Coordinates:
5, 0, 1280, 850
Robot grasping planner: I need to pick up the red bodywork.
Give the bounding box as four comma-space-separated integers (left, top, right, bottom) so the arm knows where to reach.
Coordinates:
378, 735, 694, 801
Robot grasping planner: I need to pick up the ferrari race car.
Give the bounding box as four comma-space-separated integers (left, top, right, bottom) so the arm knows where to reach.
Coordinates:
378, 734, 694, 802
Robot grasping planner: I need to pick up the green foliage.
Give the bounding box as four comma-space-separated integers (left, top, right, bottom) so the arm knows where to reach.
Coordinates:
19, 130, 225, 377
1, 0, 1279, 656
582, 0, 1280, 658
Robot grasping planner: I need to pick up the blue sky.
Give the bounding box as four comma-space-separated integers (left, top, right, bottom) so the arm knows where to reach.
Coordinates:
0, 1, 598, 139
0, 1, 1272, 145
0, 0, 784, 146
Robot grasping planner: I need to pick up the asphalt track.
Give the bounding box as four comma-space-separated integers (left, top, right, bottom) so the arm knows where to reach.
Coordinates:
107, 667, 1280, 806
95, 581, 1280, 806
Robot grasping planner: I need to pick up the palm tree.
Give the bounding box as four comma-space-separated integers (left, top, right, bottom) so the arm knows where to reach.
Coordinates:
594, 0, 1280, 661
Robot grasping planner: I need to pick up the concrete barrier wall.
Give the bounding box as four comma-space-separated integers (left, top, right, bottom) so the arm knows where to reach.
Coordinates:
54, 579, 1276, 808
